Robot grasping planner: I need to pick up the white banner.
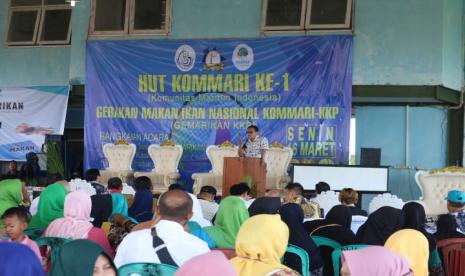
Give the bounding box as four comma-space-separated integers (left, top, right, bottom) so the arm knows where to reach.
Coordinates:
0, 86, 69, 161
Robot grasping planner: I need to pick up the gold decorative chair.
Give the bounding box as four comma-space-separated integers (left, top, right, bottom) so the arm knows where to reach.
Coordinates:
134, 140, 183, 194
99, 140, 136, 185
415, 166, 465, 216
264, 142, 293, 189
192, 141, 238, 195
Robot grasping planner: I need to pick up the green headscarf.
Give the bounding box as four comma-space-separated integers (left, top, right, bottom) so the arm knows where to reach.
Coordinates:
50, 239, 116, 276
204, 196, 249, 248
29, 183, 67, 229
0, 179, 23, 229
110, 193, 138, 224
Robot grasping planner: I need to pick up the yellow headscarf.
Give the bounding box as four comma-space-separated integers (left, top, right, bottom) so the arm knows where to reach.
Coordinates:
384, 229, 429, 276
230, 214, 291, 276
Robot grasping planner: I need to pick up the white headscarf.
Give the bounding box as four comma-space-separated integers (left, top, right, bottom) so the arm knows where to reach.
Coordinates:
188, 193, 212, 227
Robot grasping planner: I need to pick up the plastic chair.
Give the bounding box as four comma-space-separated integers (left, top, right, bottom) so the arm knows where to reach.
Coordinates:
24, 228, 44, 240
35, 237, 70, 266
311, 236, 342, 249
331, 245, 368, 276
285, 244, 310, 276
441, 242, 465, 276
118, 263, 178, 276
437, 238, 465, 249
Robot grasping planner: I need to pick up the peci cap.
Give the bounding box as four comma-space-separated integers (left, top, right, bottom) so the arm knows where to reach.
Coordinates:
447, 190, 465, 204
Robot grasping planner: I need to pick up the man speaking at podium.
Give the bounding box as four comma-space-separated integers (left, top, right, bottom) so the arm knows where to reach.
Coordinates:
238, 125, 269, 159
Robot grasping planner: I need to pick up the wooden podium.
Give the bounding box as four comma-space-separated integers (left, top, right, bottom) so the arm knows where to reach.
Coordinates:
222, 157, 267, 197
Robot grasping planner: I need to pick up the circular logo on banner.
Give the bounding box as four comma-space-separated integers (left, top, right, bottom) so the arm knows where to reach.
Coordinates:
175, 45, 196, 72
232, 44, 254, 71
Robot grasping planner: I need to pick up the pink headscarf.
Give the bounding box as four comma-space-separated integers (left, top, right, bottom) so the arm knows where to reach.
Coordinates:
44, 191, 93, 239
342, 246, 412, 276
175, 251, 236, 276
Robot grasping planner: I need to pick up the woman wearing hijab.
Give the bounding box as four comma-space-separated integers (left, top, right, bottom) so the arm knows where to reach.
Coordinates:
231, 214, 299, 276
355, 206, 405, 245
128, 176, 154, 222
341, 246, 413, 276
189, 193, 212, 227
280, 203, 324, 275
304, 205, 356, 275
44, 191, 113, 255
402, 202, 436, 251
204, 196, 249, 248
50, 239, 117, 276
248, 197, 282, 216
107, 193, 138, 250
29, 183, 67, 229
175, 251, 236, 276
434, 214, 465, 241
0, 242, 45, 276
385, 229, 429, 276
90, 194, 113, 227
0, 178, 24, 229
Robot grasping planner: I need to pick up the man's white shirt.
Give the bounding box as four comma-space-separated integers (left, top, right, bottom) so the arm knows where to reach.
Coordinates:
114, 219, 210, 268
198, 199, 219, 222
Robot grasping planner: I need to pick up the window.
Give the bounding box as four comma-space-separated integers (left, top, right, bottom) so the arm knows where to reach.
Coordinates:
7, 0, 72, 46
262, 0, 353, 31
89, 0, 171, 36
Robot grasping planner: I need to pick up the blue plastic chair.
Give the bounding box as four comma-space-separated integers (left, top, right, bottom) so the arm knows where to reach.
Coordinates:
35, 237, 70, 265
118, 263, 178, 276
284, 244, 310, 276
311, 236, 342, 249
331, 244, 368, 276
24, 228, 44, 240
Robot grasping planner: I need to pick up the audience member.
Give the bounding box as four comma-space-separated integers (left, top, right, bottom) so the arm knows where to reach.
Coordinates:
304, 205, 356, 275
90, 194, 113, 227
355, 206, 405, 245
174, 251, 236, 276
204, 196, 249, 248
341, 246, 412, 276
280, 203, 324, 275
20, 152, 41, 186
433, 214, 465, 241
107, 193, 138, 250
0, 178, 25, 229
315, 181, 330, 194
29, 183, 68, 229
107, 177, 123, 194
284, 182, 321, 218
229, 183, 252, 202
384, 229, 429, 276
248, 197, 281, 216
114, 190, 210, 267
128, 176, 154, 222
402, 202, 436, 252
0, 242, 44, 276
44, 191, 113, 255
339, 188, 367, 216
197, 186, 219, 221
1, 207, 41, 261
85, 169, 107, 195
30, 173, 65, 216
50, 240, 116, 276
231, 214, 299, 276
445, 190, 465, 232
5, 160, 19, 179
188, 193, 212, 227
168, 183, 185, 191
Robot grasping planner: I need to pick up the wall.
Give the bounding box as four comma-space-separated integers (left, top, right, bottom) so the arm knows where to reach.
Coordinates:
1, 0, 461, 87
355, 105, 448, 202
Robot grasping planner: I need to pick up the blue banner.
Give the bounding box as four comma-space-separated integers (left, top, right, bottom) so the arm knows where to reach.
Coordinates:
85, 36, 352, 188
